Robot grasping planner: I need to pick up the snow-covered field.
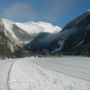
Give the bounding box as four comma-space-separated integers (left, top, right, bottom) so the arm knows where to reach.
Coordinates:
0, 56, 90, 90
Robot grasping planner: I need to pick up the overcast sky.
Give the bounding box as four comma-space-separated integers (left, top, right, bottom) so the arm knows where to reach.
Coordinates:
0, 0, 90, 27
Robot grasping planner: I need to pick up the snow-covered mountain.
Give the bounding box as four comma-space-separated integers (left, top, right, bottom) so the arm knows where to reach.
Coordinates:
0, 18, 61, 57
1, 10, 90, 57
1, 18, 61, 45
25, 10, 90, 54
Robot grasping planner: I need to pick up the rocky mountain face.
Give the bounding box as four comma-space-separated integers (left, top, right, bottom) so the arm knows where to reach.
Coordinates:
51, 10, 90, 54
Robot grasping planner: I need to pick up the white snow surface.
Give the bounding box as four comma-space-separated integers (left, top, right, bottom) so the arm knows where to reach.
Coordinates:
0, 56, 90, 90
2, 18, 19, 40
2, 18, 61, 35
15, 21, 61, 34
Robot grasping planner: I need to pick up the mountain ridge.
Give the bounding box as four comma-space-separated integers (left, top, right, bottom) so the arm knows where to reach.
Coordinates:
0, 18, 61, 57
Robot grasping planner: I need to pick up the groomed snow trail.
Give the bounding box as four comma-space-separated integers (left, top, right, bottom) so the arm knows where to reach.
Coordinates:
9, 57, 90, 90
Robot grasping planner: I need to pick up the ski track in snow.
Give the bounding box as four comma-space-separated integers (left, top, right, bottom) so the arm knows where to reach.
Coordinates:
0, 57, 90, 90
0, 59, 15, 90
7, 60, 15, 90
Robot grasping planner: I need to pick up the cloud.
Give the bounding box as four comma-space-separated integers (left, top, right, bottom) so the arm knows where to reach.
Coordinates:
42, 0, 76, 21
3, 3, 39, 21
3, 0, 76, 22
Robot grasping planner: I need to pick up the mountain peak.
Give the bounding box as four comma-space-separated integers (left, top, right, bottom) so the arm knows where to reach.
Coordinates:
0, 17, 61, 45
15, 21, 61, 34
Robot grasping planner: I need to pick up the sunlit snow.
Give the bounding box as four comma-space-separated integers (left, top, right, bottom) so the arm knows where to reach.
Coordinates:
0, 56, 90, 90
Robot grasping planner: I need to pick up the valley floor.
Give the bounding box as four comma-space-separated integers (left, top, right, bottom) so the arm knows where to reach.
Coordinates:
0, 56, 90, 90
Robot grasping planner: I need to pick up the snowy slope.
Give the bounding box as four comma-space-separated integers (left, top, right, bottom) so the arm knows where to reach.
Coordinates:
1, 18, 21, 46
2, 18, 18, 40
15, 21, 61, 34
1, 18, 61, 45
0, 57, 90, 90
